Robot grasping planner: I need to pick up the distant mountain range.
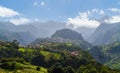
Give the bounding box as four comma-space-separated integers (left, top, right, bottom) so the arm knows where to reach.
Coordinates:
88, 22, 120, 45
0, 21, 66, 45
0, 21, 97, 45
1, 20, 120, 46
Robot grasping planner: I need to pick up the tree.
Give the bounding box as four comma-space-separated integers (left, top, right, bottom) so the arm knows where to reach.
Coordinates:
48, 63, 64, 73
11, 40, 19, 49
36, 66, 41, 71
31, 55, 45, 66
64, 66, 75, 73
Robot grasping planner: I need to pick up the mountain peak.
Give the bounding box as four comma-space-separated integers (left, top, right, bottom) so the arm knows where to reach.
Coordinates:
51, 28, 85, 42
88, 22, 120, 45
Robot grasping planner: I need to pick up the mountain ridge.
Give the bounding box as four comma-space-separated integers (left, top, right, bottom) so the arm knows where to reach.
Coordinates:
88, 22, 120, 45
31, 29, 92, 50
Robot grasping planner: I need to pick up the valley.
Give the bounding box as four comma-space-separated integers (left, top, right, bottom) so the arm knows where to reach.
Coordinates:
0, 1, 120, 72
0, 27, 120, 73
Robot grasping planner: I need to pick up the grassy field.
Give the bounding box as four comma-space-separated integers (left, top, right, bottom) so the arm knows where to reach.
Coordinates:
19, 47, 34, 53
0, 62, 47, 73
40, 51, 62, 60
19, 48, 62, 60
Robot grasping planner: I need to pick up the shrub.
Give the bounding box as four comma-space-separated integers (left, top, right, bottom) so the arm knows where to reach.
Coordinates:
36, 66, 41, 71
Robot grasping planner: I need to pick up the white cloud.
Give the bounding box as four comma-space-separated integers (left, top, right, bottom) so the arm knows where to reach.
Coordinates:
104, 16, 120, 23
41, 1, 45, 7
34, 1, 38, 6
109, 8, 120, 13
105, 8, 120, 23
9, 17, 31, 25
0, 6, 19, 17
78, 11, 90, 19
34, 18, 40, 22
92, 9, 104, 15
33, 1, 45, 7
66, 12, 100, 29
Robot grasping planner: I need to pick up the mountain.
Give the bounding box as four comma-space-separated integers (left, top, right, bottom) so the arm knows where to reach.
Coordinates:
0, 22, 34, 45
16, 21, 66, 38
67, 26, 95, 40
0, 21, 97, 45
89, 46, 111, 64
75, 27, 95, 40
52, 29, 85, 42
0, 22, 15, 30
0, 21, 66, 45
88, 22, 120, 45
31, 29, 92, 50
89, 41, 120, 70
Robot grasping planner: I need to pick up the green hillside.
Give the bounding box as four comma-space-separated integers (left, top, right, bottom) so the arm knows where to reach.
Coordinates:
90, 41, 120, 70
0, 40, 120, 73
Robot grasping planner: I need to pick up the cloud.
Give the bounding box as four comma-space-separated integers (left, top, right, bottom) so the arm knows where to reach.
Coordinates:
9, 17, 31, 25
66, 11, 100, 29
103, 8, 120, 23
66, 9, 104, 29
34, 1, 38, 6
0, 6, 19, 17
33, 1, 45, 7
41, 1, 45, 6
104, 16, 120, 23
92, 9, 104, 15
109, 8, 120, 13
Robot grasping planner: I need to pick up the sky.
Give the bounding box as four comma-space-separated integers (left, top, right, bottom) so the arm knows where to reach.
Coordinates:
0, 0, 120, 29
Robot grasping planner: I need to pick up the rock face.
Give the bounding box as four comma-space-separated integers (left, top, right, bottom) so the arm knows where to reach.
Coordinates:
88, 22, 120, 45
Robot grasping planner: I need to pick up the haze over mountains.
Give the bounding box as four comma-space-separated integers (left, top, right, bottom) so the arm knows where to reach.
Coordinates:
88, 22, 120, 45
0, 21, 66, 44
0, 20, 94, 45
1, 17, 120, 46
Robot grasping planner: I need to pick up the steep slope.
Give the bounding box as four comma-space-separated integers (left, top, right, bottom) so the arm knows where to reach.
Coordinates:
89, 41, 120, 70
88, 22, 120, 45
0, 22, 35, 45
89, 46, 111, 64
0, 32, 34, 45
0, 40, 120, 73
16, 21, 66, 38
0, 22, 22, 44
31, 29, 92, 50
52, 29, 84, 42
0, 21, 66, 45
0, 22, 15, 31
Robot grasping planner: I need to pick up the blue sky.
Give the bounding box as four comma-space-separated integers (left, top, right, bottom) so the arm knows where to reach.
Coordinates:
0, 0, 120, 27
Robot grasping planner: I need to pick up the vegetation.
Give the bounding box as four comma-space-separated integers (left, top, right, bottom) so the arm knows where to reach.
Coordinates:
0, 40, 120, 73
90, 41, 120, 70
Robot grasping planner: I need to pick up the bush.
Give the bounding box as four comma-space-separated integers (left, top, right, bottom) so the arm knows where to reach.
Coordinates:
36, 66, 41, 71
64, 66, 75, 73
48, 63, 64, 73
